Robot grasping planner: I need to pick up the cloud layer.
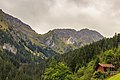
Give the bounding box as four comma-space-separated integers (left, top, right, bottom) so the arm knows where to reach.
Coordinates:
0, 0, 120, 37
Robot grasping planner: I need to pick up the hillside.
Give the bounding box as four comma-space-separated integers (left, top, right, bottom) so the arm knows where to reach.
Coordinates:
0, 9, 58, 62
0, 9, 53, 80
107, 73, 120, 80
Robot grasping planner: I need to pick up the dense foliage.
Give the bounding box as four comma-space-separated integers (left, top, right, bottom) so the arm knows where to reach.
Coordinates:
43, 62, 74, 80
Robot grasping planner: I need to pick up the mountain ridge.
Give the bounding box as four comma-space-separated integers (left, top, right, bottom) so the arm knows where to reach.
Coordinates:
40, 28, 103, 53
0, 9, 103, 56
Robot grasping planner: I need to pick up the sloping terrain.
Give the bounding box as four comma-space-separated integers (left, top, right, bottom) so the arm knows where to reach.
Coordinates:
0, 9, 57, 62
107, 73, 120, 80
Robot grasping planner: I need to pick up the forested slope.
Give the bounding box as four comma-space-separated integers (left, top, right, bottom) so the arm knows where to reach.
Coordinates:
43, 34, 120, 80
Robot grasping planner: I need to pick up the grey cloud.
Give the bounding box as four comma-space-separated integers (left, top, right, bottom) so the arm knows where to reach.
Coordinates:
68, 0, 91, 7
0, 0, 120, 37
0, 0, 52, 25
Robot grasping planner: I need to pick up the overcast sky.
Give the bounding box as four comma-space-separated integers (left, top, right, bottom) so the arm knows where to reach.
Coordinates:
0, 0, 120, 37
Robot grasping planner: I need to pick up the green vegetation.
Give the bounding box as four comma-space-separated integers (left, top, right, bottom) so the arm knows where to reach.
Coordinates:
43, 62, 74, 80
107, 73, 120, 80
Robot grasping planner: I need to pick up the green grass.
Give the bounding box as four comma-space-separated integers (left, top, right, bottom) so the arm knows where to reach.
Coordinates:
107, 73, 120, 80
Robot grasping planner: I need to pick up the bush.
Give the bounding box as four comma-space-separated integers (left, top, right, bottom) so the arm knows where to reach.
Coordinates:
93, 71, 106, 79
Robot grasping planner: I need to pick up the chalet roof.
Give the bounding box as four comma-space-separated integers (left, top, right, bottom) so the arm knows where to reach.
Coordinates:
99, 63, 115, 68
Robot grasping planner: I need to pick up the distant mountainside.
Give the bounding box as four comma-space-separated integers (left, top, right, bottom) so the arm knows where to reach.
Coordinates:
40, 28, 103, 53
0, 9, 103, 62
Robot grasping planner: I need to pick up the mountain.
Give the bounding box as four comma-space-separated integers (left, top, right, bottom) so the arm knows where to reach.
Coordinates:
0, 9, 57, 63
40, 28, 103, 53
0, 9, 103, 56
0, 8, 104, 62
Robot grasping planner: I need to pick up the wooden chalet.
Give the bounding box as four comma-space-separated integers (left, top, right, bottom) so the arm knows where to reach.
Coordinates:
96, 63, 115, 73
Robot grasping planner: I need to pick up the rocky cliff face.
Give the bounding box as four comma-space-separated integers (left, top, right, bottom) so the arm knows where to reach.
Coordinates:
3, 43, 17, 54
